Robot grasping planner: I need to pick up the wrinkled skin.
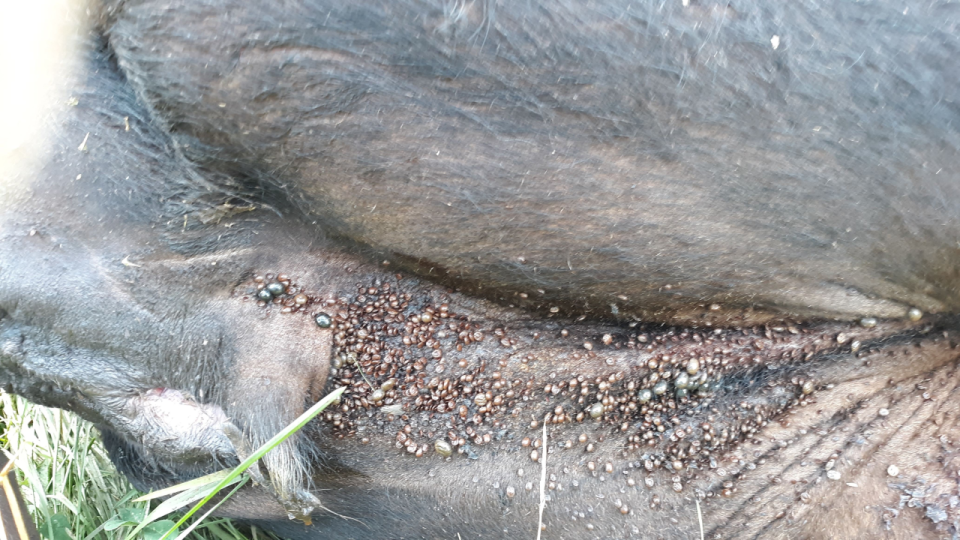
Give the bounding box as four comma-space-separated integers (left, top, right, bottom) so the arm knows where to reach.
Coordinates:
1, 0, 960, 538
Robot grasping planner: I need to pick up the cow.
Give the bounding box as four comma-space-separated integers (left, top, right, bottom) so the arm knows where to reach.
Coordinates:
1, 0, 959, 538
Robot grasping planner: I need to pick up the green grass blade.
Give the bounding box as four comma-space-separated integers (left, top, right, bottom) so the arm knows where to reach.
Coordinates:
133, 470, 233, 503
173, 476, 250, 540
0, 391, 255, 540
141, 386, 346, 540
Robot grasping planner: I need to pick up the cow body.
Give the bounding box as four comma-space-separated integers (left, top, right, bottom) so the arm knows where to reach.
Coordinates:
1, 0, 959, 538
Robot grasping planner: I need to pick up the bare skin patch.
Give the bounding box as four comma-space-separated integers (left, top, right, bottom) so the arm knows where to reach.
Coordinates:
120, 388, 233, 466
229, 269, 957, 538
